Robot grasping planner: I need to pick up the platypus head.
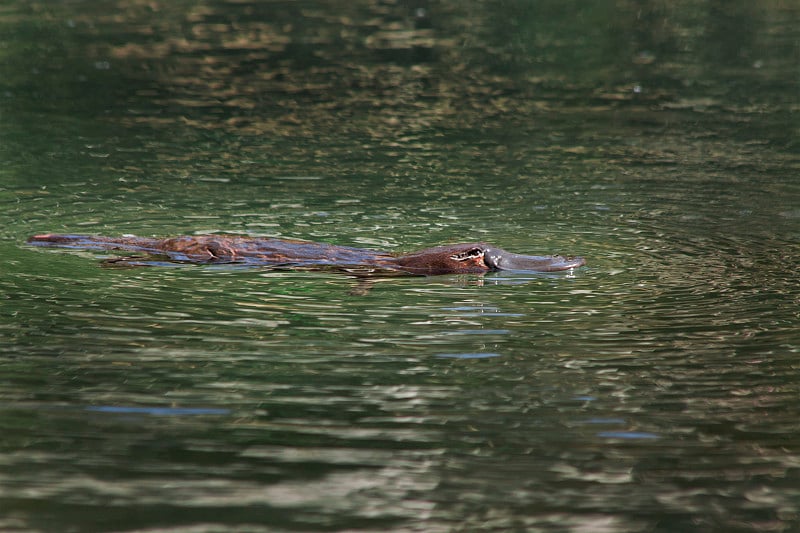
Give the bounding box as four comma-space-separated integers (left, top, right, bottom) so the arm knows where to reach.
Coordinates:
390, 243, 585, 276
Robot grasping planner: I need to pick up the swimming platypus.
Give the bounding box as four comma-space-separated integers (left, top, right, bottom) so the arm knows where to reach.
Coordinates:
27, 233, 585, 276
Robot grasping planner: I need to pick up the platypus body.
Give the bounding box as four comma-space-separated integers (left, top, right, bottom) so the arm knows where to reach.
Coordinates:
27, 233, 585, 276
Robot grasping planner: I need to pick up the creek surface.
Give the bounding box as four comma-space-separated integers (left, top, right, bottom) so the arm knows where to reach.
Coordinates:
1, 1, 799, 531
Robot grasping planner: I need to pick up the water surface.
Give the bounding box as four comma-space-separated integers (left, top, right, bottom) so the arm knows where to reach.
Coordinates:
1, 1, 799, 531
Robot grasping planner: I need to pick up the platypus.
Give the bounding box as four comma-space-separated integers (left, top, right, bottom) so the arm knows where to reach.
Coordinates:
27, 233, 585, 276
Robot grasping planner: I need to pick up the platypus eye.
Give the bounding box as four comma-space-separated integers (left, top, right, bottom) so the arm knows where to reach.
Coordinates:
450, 248, 484, 261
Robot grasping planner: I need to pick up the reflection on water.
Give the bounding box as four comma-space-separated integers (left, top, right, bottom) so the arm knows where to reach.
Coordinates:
1, 0, 799, 532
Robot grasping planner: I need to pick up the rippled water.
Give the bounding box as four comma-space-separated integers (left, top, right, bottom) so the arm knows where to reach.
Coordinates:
2, 1, 799, 532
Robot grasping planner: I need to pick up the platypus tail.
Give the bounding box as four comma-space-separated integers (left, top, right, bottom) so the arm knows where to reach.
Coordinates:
27, 233, 163, 253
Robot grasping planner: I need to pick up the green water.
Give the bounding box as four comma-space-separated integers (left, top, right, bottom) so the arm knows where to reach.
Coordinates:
1, 1, 799, 531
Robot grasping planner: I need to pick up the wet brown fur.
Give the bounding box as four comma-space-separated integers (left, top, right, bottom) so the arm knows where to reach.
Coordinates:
27, 234, 584, 276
